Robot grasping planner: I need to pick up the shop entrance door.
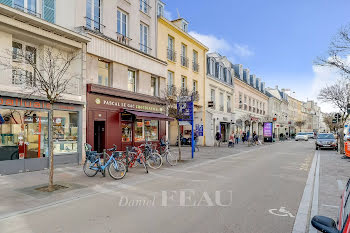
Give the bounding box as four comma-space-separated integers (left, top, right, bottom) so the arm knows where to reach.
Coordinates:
94, 121, 105, 153
220, 123, 227, 142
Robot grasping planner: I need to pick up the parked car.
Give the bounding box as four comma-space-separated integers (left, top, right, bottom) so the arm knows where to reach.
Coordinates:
315, 133, 337, 150
306, 132, 315, 139
311, 178, 350, 233
295, 133, 308, 141
344, 134, 350, 141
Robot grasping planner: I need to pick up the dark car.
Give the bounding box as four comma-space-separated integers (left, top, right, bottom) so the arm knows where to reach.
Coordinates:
315, 133, 337, 150
311, 178, 350, 233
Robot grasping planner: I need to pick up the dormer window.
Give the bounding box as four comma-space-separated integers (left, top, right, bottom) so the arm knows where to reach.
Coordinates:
157, 1, 164, 17
182, 20, 188, 32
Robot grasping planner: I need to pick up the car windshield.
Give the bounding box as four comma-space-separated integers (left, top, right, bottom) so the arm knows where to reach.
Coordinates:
317, 134, 335, 139
297, 133, 306, 135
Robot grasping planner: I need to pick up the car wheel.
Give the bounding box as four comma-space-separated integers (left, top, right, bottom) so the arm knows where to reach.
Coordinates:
316, 146, 318, 150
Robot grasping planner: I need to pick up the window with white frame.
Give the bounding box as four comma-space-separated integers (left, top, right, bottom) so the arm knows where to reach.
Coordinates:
117, 9, 128, 36
182, 20, 188, 32
227, 95, 231, 112
211, 89, 215, 106
219, 92, 224, 111
140, 0, 149, 14
167, 70, 174, 92
193, 80, 197, 93
86, 0, 101, 31
128, 70, 136, 92
239, 93, 243, 109
13, 0, 37, 16
151, 77, 159, 96
157, 1, 164, 17
11, 41, 36, 87
140, 23, 149, 53
210, 58, 215, 76
181, 76, 187, 90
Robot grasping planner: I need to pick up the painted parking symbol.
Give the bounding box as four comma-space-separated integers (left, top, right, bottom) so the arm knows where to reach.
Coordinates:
268, 207, 295, 218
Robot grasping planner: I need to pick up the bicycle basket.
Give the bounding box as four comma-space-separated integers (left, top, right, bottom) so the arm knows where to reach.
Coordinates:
86, 151, 97, 163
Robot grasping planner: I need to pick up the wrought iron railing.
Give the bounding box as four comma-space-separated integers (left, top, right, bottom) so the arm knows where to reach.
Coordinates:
193, 61, 199, 72
167, 48, 176, 62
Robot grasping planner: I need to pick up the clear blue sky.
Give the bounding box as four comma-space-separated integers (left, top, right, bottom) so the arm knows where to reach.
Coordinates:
163, 0, 350, 104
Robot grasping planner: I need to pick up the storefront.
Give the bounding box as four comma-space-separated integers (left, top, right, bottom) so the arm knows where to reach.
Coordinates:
86, 84, 171, 152
0, 96, 83, 175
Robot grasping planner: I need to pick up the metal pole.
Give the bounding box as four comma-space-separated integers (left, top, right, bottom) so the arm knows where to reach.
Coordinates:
191, 101, 194, 159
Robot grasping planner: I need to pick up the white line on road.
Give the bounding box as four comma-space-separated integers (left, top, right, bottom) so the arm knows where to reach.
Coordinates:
322, 204, 339, 209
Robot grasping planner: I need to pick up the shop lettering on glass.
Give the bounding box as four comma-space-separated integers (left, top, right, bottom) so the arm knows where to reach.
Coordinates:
0, 97, 51, 109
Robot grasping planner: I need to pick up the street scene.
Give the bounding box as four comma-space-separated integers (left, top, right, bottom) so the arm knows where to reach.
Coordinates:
0, 0, 350, 232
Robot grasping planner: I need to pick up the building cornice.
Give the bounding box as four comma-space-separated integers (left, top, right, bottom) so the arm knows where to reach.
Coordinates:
234, 78, 268, 99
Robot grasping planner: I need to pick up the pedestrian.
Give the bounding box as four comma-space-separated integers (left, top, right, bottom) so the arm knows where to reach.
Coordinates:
253, 131, 257, 145
215, 131, 221, 147
242, 132, 246, 143
194, 130, 199, 152
247, 130, 250, 141
228, 131, 235, 147
235, 132, 239, 144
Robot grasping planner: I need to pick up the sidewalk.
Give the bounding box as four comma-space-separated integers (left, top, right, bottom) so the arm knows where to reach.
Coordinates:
0, 142, 274, 220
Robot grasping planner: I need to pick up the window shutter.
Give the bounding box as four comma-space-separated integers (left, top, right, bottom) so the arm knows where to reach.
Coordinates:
43, 0, 55, 23
0, 0, 13, 6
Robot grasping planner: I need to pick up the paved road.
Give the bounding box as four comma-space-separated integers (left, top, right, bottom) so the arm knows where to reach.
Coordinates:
0, 141, 314, 233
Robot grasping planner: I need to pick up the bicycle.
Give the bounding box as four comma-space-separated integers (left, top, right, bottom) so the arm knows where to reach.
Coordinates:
128, 145, 149, 173
83, 144, 127, 180
142, 142, 162, 169
157, 140, 178, 166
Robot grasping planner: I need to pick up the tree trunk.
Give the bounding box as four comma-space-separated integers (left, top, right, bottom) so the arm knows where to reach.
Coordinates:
48, 103, 54, 191
339, 127, 345, 154
177, 120, 182, 161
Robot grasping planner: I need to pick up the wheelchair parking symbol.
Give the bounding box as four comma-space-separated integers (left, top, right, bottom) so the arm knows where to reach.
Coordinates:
268, 207, 295, 218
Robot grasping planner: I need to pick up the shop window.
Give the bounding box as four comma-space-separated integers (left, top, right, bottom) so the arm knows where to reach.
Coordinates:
145, 120, 158, 141
134, 119, 144, 142
98, 60, 110, 86
121, 123, 132, 142
53, 111, 78, 154
0, 109, 48, 161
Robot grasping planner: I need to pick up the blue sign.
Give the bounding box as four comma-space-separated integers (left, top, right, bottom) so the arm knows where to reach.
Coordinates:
177, 101, 193, 122
196, 124, 204, 136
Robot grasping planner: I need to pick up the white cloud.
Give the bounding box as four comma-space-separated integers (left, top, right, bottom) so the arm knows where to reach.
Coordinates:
310, 65, 341, 113
164, 10, 172, 20
189, 31, 232, 53
233, 44, 254, 57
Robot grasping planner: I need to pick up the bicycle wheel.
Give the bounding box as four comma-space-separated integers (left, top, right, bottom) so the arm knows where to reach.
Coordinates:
128, 152, 138, 168
108, 161, 127, 180
141, 156, 148, 173
147, 152, 162, 169
166, 151, 178, 166
83, 159, 98, 177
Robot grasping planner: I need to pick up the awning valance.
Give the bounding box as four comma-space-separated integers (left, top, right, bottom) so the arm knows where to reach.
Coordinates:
125, 110, 174, 121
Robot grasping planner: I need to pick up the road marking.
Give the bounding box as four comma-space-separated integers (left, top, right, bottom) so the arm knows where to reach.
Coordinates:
322, 204, 339, 209
337, 180, 345, 191
268, 207, 295, 218
309, 150, 320, 233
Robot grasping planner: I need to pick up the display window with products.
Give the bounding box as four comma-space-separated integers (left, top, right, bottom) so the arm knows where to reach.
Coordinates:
0, 108, 49, 161
122, 123, 132, 142
53, 111, 79, 154
133, 119, 159, 142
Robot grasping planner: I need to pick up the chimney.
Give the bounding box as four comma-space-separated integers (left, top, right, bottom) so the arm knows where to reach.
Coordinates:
261, 82, 265, 93
256, 78, 261, 90
243, 68, 250, 83
233, 64, 243, 80
250, 74, 256, 88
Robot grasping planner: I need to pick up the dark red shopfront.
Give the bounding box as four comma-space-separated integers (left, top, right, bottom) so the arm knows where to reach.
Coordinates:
87, 84, 171, 152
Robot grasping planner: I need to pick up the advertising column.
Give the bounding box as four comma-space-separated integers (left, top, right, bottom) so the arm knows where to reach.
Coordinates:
263, 122, 273, 142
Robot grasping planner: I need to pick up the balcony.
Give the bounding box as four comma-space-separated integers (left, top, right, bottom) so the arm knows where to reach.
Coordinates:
192, 61, 199, 72
13, 3, 41, 18
180, 56, 189, 67
220, 105, 224, 111
12, 69, 36, 87
85, 17, 105, 32
167, 48, 176, 62
140, 43, 152, 54
116, 32, 132, 46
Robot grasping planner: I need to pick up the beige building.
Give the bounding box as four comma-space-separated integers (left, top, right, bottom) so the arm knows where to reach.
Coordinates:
205, 52, 235, 146
0, 2, 89, 174
233, 65, 268, 137
157, 14, 208, 145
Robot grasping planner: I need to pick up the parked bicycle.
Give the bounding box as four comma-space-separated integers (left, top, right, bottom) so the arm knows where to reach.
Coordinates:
83, 144, 126, 180
157, 139, 178, 166
143, 141, 162, 169
128, 145, 149, 173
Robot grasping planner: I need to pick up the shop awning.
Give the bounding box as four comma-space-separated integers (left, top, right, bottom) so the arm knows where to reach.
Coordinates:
125, 110, 174, 121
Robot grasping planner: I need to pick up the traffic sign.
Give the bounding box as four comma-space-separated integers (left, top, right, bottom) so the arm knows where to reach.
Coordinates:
332, 119, 337, 124
335, 113, 341, 119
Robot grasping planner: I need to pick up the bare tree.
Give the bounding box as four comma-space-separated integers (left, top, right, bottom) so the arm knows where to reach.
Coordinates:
0, 47, 80, 191
316, 24, 350, 78
318, 79, 350, 154
160, 85, 199, 161
294, 120, 306, 133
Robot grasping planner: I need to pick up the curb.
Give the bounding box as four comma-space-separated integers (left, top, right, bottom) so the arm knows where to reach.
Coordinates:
292, 150, 320, 233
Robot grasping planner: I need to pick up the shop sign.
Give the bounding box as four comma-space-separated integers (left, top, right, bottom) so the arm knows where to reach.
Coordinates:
177, 101, 193, 122
0, 96, 77, 110
196, 124, 204, 136
90, 95, 163, 113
